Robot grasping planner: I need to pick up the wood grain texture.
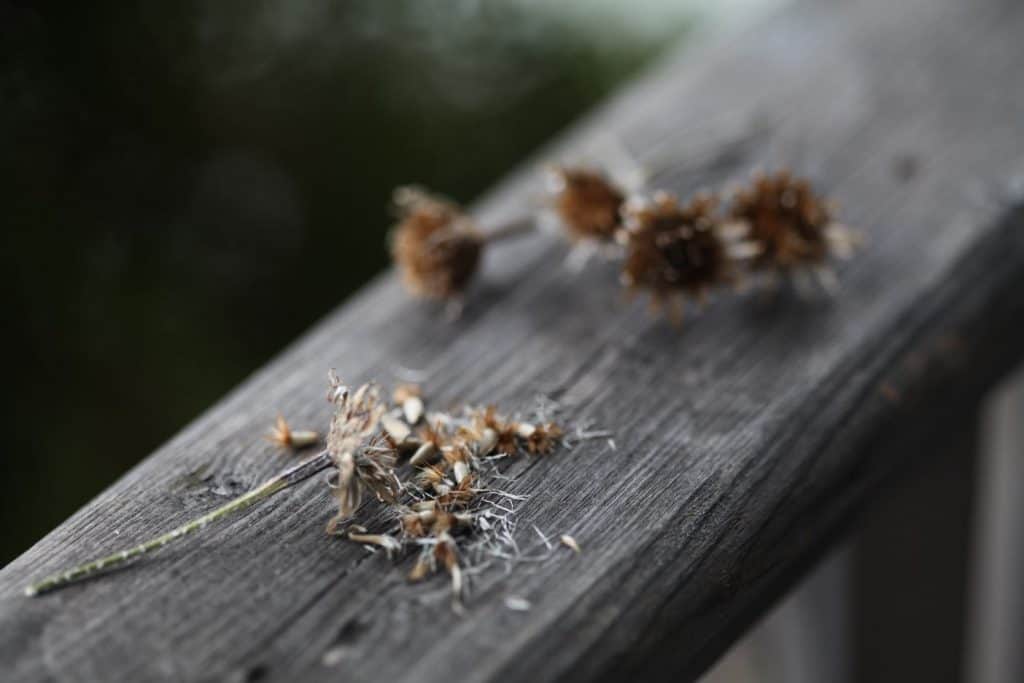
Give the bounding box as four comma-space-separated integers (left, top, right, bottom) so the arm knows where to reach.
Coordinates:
4, 0, 1024, 680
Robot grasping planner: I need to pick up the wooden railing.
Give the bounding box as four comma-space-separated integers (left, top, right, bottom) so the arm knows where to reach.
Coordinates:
3, 0, 1024, 680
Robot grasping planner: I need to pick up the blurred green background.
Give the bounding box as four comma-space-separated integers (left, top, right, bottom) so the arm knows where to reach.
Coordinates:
0, 1, 731, 564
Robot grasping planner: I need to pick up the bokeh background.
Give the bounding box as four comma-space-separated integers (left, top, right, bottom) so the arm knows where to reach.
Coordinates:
1, 0, 780, 565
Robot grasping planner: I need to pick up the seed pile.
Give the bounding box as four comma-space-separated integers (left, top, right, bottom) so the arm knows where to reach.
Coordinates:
322, 372, 570, 608
391, 167, 860, 321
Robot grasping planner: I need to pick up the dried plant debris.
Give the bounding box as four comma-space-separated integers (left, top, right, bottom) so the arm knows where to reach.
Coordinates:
334, 389, 576, 610
546, 165, 626, 243
265, 415, 320, 451
390, 186, 484, 301
727, 169, 859, 283
619, 191, 758, 322
26, 373, 589, 612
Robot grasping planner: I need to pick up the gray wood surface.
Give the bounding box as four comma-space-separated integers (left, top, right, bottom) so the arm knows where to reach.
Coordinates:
4, 0, 1024, 680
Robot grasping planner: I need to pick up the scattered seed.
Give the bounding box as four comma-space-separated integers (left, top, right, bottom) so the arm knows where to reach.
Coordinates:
265, 415, 320, 450
560, 535, 581, 554
505, 596, 532, 611
380, 413, 412, 444
348, 532, 402, 558
409, 441, 438, 467
403, 396, 425, 425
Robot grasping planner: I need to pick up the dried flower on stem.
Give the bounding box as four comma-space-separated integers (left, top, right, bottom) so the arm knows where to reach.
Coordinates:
390, 187, 534, 303
325, 377, 399, 532
391, 187, 484, 301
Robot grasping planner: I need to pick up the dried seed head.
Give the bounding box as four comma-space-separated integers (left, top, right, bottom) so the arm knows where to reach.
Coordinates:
619, 191, 733, 316
546, 166, 626, 242
326, 376, 384, 460
265, 415, 319, 450
436, 474, 476, 509
469, 405, 519, 456
729, 170, 854, 271
390, 186, 483, 300
525, 422, 563, 455
324, 378, 398, 529
355, 435, 400, 504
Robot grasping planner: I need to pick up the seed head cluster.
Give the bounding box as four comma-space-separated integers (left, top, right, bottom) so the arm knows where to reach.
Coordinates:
389, 166, 858, 320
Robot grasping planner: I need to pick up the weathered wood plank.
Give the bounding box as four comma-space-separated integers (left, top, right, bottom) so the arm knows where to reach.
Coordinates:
3, 0, 1024, 680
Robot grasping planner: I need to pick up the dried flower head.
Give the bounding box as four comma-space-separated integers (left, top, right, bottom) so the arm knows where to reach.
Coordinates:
546, 166, 626, 242
264, 415, 319, 450
390, 186, 483, 300
519, 421, 564, 455
619, 191, 743, 319
466, 405, 518, 456
728, 170, 856, 272
325, 375, 399, 531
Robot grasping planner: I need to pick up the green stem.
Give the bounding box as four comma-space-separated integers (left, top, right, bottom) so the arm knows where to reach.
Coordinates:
26, 451, 333, 597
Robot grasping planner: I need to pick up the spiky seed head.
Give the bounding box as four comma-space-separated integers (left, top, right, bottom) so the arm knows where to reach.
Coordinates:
469, 405, 519, 455
546, 166, 625, 242
619, 191, 730, 315
525, 422, 563, 455
729, 170, 845, 270
390, 186, 483, 300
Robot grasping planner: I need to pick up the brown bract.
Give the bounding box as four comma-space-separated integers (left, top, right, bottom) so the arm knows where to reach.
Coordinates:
729, 170, 838, 270
390, 186, 483, 300
619, 191, 730, 316
547, 166, 625, 242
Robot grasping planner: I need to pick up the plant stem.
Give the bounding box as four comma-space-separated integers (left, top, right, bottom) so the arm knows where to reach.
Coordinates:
25, 450, 334, 597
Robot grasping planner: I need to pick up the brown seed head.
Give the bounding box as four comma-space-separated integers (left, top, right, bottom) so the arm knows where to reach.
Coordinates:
547, 166, 626, 242
466, 405, 518, 456
390, 186, 483, 300
525, 421, 563, 455
729, 170, 837, 270
620, 191, 729, 311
